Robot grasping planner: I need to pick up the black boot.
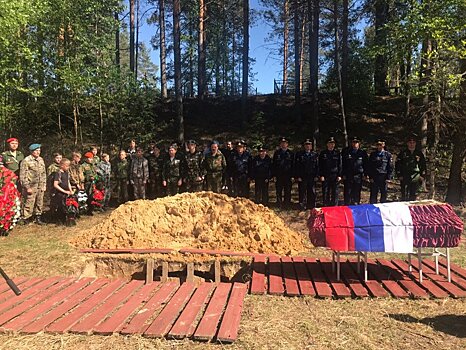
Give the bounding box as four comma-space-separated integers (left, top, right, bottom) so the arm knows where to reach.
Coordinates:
35, 215, 46, 225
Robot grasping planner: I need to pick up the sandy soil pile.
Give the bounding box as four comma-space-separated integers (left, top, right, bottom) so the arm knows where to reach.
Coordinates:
71, 192, 309, 255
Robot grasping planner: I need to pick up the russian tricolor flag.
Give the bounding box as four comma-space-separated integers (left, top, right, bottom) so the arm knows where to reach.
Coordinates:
321, 203, 414, 253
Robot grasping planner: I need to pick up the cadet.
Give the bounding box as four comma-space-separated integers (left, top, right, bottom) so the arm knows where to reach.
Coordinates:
47, 152, 63, 216
162, 144, 184, 196
130, 147, 149, 199
319, 137, 342, 207
19, 143, 47, 225
114, 150, 129, 204
272, 137, 294, 208
184, 140, 204, 192
295, 138, 319, 210
2, 137, 24, 180
97, 153, 112, 208
202, 141, 226, 193
82, 152, 97, 213
221, 141, 234, 194
231, 141, 251, 198
396, 135, 427, 201
51, 158, 74, 225
341, 137, 368, 205
90, 146, 101, 165
69, 152, 85, 192
145, 143, 164, 198
368, 139, 393, 203
127, 139, 137, 160
251, 145, 272, 205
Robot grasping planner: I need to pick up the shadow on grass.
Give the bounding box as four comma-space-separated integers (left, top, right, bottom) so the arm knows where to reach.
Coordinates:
388, 314, 466, 338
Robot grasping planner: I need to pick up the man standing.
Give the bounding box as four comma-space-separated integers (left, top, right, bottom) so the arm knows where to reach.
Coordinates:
162, 145, 185, 196
272, 137, 294, 208
146, 144, 164, 198
69, 152, 85, 192
221, 140, 234, 194
114, 150, 129, 204
319, 137, 342, 207
82, 152, 97, 214
2, 137, 24, 178
341, 137, 368, 205
251, 145, 272, 205
130, 147, 149, 199
231, 141, 251, 198
368, 139, 393, 203
184, 140, 204, 192
19, 143, 46, 225
202, 141, 226, 193
396, 135, 427, 201
295, 138, 319, 210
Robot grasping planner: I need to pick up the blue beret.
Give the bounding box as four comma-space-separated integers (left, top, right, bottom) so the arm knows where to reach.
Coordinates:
29, 143, 41, 151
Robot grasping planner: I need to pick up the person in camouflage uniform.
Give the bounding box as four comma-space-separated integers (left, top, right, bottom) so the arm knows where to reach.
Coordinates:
113, 150, 129, 204
47, 152, 63, 216
162, 144, 185, 196
2, 138, 24, 186
19, 143, 47, 225
183, 140, 204, 192
202, 141, 226, 193
82, 152, 97, 214
145, 142, 164, 198
97, 153, 111, 208
90, 146, 101, 165
69, 152, 85, 192
130, 147, 149, 199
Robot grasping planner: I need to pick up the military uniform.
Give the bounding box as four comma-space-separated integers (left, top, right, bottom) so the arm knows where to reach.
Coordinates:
146, 152, 164, 198
202, 152, 226, 193
272, 144, 294, 207
184, 150, 204, 192
251, 150, 272, 205
162, 155, 184, 196
295, 145, 319, 210
368, 147, 392, 203
1, 150, 24, 177
231, 148, 251, 198
130, 156, 149, 199
114, 158, 129, 203
47, 162, 62, 215
341, 143, 368, 205
97, 161, 111, 207
20, 154, 46, 221
396, 148, 426, 201
319, 144, 342, 207
221, 146, 234, 194
69, 163, 85, 192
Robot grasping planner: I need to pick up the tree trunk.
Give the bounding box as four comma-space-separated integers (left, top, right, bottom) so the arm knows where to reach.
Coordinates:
232, 32, 236, 95
241, 0, 249, 121
173, 0, 184, 142
198, 0, 207, 98
293, 0, 301, 123
403, 50, 411, 118
374, 0, 389, 95
341, 0, 349, 100
429, 94, 441, 199
309, 0, 319, 146
159, 0, 167, 99
135, 0, 140, 79
129, 0, 135, 74
283, 0, 289, 94
420, 38, 432, 155
299, 12, 306, 93
115, 12, 120, 69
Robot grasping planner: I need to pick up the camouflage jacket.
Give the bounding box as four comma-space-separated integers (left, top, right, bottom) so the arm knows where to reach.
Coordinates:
130, 157, 149, 181
146, 153, 164, 179
47, 162, 60, 176
184, 151, 205, 180
81, 162, 97, 183
202, 152, 226, 175
19, 155, 46, 189
69, 163, 85, 187
1, 150, 24, 175
97, 161, 111, 185
162, 156, 185, 181
114, 158, 129, 180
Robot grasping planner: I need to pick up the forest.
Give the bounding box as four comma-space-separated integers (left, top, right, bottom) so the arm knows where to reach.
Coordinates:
0, 0, 465, 203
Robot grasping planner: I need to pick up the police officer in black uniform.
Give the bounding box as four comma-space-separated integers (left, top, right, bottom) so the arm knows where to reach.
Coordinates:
319, 137, 342, 207
341, 136, 368, 205
272, 137, 294, 208
231, 141, 251, 198
294, 138, 319, 210
368, 139, 393, 203
251, 145, 272, 205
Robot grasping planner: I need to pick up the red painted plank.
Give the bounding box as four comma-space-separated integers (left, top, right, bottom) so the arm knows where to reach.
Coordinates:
120, 281, 179, 335
340, 261, 369, 298
418, 261, 466, 298
378, 259, 428, 299
45, 279, 126, 334
80, 248, 174, 254
179, 248, 257, 257
0, 277, 27, 295
0, 278, 94, 332
250, 255, 266, 295
292, 257, 316, 296
0, 277, 31, 302
346, 261, 388, 298
0, 278, 74, 327
21, 278, 108, 333
304, 258, 333, 298
144, 282, 196, 337
268, 255, 284, 295
193, 283, 232, 341
92, 282, 159, 335
70, 280, 144, 334
168, 283, 214, 339
281, 256, 300, 296
423, 259, 466, 295
319, 258, 351, 298
438, 259, 466, 280
366, 259, 409, 298
217, 283, 248, 343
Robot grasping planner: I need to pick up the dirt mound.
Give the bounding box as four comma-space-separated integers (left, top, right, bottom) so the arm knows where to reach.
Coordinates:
71, 192, 309, 255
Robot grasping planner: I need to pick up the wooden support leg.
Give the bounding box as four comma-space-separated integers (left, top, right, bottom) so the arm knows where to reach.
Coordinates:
186, 262, 194, 283
214, 259, 221, 284
161, 261, 169, 282
146, 259, 154, 284
446, 248, 451, 282
418, 248, 423, 283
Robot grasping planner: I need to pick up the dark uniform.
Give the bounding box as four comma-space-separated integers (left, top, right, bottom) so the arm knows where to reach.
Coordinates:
294, 139, 319, 210
202, 146, 226, 193
251, 146, 272, 205
130, 154, 149, 199
272, 137, 294, 208
184, 141, 205, 193
319, 138, 342, 207
81, 154, 97, 212
114, 157, 129, 204
341, 138, 368, 205
221, 142, 234, 194
162, 153, 185, 196
396, 142, 426, 201
145, 148, 164, 198
368, 140, 392, 203
231, 142, 251, 198
2, 150, 24, 177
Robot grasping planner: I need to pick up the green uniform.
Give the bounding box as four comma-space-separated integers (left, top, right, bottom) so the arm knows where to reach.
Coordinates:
2, 150, 24, 178
396, 149, 427, 201
130, 156, 149, 199
19, 155, 46, 220
202, 152, 226, 193
184, 151, 205, 192
69, 163, 85, 191
162, 156, 185, 196
114, 158, 129, 203
146, 152, 164, 198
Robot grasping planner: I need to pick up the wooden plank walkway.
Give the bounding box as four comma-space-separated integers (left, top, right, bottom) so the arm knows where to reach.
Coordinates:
249, 256, 466, 299
0, 278, 246, 343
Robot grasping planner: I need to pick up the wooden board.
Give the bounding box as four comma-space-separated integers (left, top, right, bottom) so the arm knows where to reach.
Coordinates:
216, 283, 248, 343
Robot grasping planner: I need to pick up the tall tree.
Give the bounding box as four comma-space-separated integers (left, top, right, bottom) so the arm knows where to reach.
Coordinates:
293, 0, 301, 122
159, 0, 167, 98
129, 0, 136, 74
198, 0, 207, 98
309, 0, 319, 145
173, 0, 184, 142
283, 0, 290, 92
374, 0, 389, 95
241, 0, 249, 119
341, 0, 349, 100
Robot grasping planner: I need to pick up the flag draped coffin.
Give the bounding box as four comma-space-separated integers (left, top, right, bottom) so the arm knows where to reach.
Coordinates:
308, 202, 463, 252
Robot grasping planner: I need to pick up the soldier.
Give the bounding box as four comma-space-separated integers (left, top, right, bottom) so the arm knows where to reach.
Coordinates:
19, 143, 47, 225
396, 135, 427, 201
162, 144, 184, 196
341, 137, 368, 205
295, 138, 319, 210
272, 137, 294, 208
251, 145, 272, 205
145, 143, 164, 198
202, 141, 226, 193
69, 152, 85, 192
221, 140, 234, 194
114, 150, 129, 204
47, 152, 63, 217
319, 137, 342, 207
130, 147, 149, 199
368, 139, 393, 203
231, 141, 252, 198
82, 151, 98, 214
184, 140, 204, 192
127, 139, 137, 160
2, 137, 24, 180
97, 153, 111, 209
